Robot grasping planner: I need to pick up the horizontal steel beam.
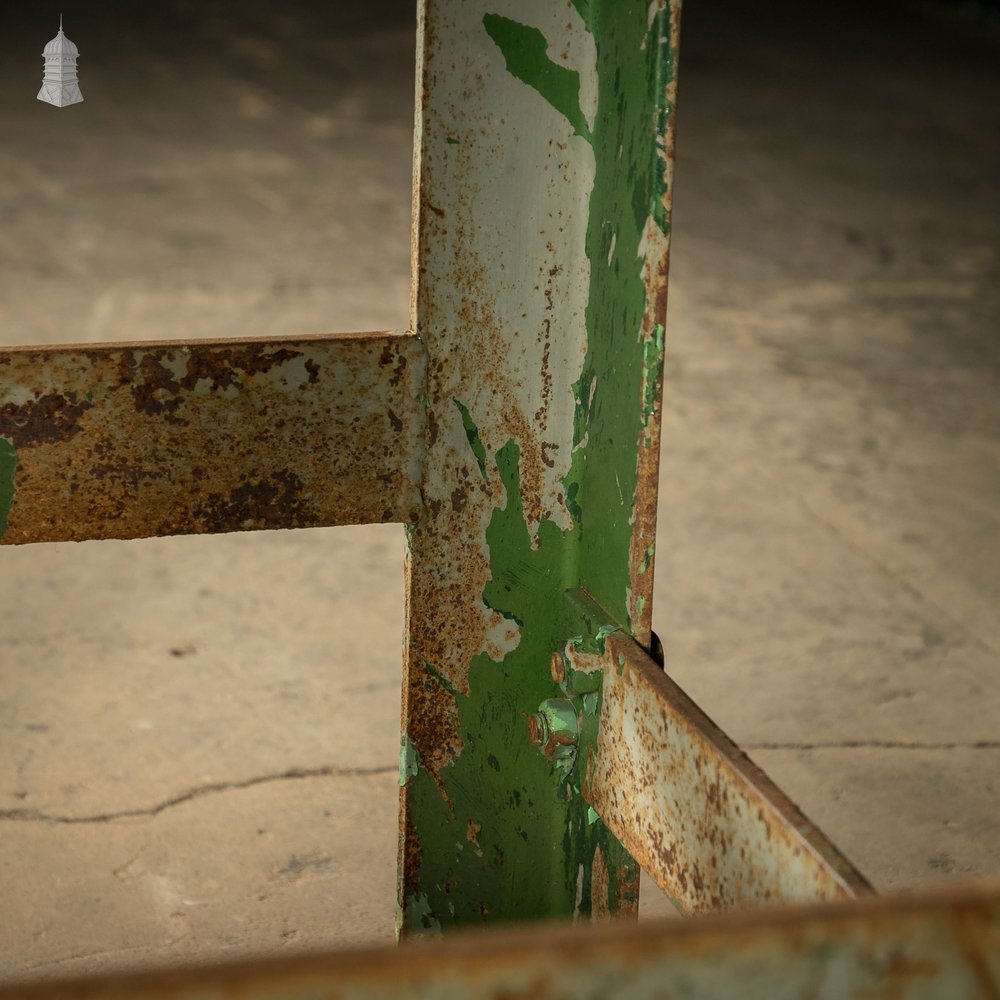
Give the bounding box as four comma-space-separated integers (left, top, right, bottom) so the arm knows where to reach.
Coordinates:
564, 590, 874, 913
0, 332, 427, 544
4, 883, 996, 998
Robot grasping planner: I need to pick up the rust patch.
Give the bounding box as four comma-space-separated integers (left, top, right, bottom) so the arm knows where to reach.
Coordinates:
626, 396, 662, 645
0, 392, 93, 448
550, 651, 565, 684
390, 352, 409, 388
426, 408, 440, 447
466, 818, 484, 857
591, 844, 611, 920
119, 344, 305, 422
399, 808, 424, 926
499, 401, 545, 541
405, 657, 463, 804
0, 332, 428, 544
190, 470, 317, 532
616, 860, 640, 914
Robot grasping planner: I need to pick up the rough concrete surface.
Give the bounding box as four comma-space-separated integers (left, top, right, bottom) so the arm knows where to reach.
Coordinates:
0, 0, 997, 984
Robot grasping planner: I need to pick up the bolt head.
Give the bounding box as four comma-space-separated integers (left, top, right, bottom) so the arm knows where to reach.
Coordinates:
527, 712, 547, 747
550, 652, 565, 683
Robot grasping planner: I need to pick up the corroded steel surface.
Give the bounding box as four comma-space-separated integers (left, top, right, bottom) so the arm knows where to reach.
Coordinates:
0, 333, 426, 543
564, 590, 875, 913
399, 0, 679, 931
6, 884, 997, 998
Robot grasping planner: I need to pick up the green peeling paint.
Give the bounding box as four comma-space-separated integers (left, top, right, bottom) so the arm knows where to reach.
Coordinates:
483, 15, 593, 143
406, 441, 637, 927
404, 1, 675, 932
564, 661, 601, 695
453, 398, 488, 480
405, 893, 442, 935
477, 0, 675, 632
639, 543, 655, 574
565, 619, 618, 661
399, 733, 420, 787
641, 325, 666, 425
531, 697, 580, 777
562, 0, 675, 635
0, 437, 16, 538
595, 623, 619, 646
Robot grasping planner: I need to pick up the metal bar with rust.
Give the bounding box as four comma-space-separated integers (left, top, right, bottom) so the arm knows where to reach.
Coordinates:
0, 332, 427, 544
397, 0, 680, 933
4, 883, 996, 999
562, 590, 875, 913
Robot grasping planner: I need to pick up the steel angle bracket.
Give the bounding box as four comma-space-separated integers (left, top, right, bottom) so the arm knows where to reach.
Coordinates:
398, 0, 679, 932
561, 589, 874, 914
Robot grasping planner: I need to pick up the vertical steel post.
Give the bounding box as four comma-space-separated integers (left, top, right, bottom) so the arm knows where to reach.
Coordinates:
399, 0, 679, 932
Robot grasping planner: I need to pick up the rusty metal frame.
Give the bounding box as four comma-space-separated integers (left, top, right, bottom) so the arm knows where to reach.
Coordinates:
3, 884, 998, 999
0, 333, 426, 543
1, 0, 995, 994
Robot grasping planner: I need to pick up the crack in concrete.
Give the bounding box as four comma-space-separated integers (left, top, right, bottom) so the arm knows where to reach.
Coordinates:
746, 740, 1000, 751
23, 940, 164, 974
0, 764, 397, 824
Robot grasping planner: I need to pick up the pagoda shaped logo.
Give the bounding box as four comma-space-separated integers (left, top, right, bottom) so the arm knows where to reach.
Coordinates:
38, 16, 84, 108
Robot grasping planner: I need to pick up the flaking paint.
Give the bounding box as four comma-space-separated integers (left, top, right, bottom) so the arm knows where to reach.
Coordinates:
400, 0, 677, 931
453, 399, 488, 480
403, 439, 637, 925
483, 15, 593, 143
400, 734, 420, 788
565, 0, 676, 637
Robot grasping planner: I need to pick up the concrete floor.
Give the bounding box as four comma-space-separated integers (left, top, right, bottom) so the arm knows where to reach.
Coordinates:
0, 0, 998, 985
